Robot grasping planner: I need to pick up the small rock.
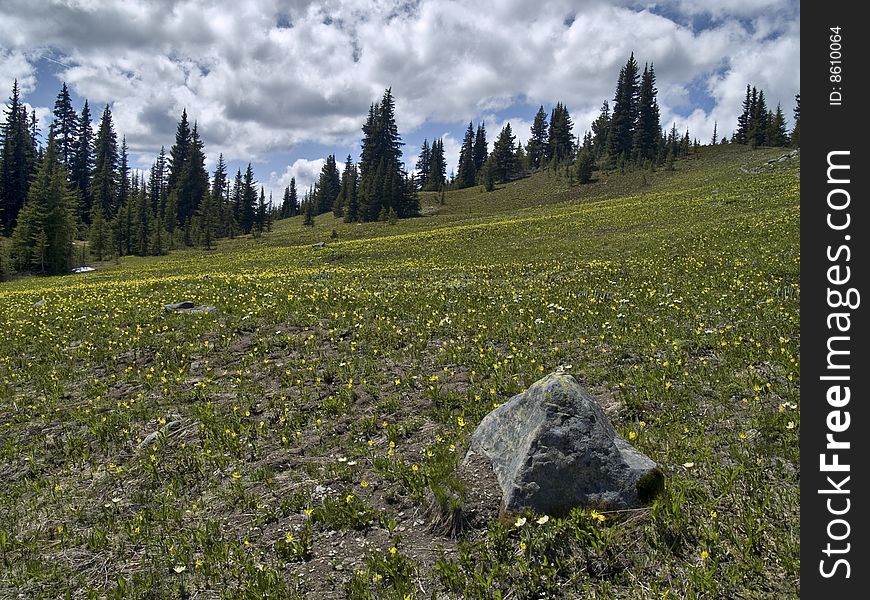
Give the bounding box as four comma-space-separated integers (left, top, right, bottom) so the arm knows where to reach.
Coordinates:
32, 299, 46, 308
165, 301, 196, 311
312, 241, 326, 248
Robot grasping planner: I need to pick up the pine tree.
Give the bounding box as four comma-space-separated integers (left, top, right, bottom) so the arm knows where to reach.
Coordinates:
302, 192, 315, 227
10, 136, 77, 273
491, 123, 520, 183
173, 121, 209, 233
546, 102, 574, 166
735, 85, 752, 144
1, 80, 37, 232
230, 168, 243, 236
287, 177, 298, 217
255, 186, 267, 234
766, 103, 789, 147
91, 105, 118, 218
574, 148, 594, 184
749, 89, 768, 147
472, 122, 488, 174
211, 153, 228, 228
167, 109, 191, 195
415, 139, 431, 190
197, 189, 217, 249
357, 88, 406, 222
790, 94, 800, 148
456, 122, 477, 188
526, 107, 549, 170
426, 138, 446, 191
315, 154, 341, 214
711, 121, 718, 145
50, 82, 78, 171
606, 53, 640, 165
632, 63, 660, 163
240, 163, 256, 233
337, 155, 358, 220
70, 100, 94, 224
590, 101, 611, 160
149, 147, 167, 215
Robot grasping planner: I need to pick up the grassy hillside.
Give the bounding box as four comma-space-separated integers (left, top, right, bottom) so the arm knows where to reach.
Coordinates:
0, 146, 800, 599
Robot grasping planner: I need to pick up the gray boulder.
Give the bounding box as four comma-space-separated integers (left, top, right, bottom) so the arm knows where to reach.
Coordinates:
466, 372, 663, 515
165, 301, 196, 310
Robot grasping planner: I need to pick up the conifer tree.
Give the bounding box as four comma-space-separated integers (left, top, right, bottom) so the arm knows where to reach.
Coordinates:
526, 107, 549, 170
766, 103, 789, 147
606, 53, 640, 165
10, 137, 77, 273
197, 189, 217, 249
230, 168, 243, 236
91, 105, 118, 217
427, 138, 446, 191
50, 82, 78, 171
491, 123, 520, 183
749, 89, 768, 147
1, 80, 37, 232
337, 155, 358, 220
415, 139, 431, 190
711, 121, 718, 145
472, 122, 488, 173
71, 100, 94, 223
735, 85, 752, 144
590, 101, 611, 159
255, 186, 267, 234
546, 102, 574, 166
240, 164, 256, 233
211, 153, 228, 225
357, 88, 406, 221
790, 94, 800, 147
287, 177, 299, 217
456, 122, 477, 188
149, 147, 167, 215
632, 63, 660, 163
574, 148, 594, 184
315, 154, 341, 214
167, 109, 191, 195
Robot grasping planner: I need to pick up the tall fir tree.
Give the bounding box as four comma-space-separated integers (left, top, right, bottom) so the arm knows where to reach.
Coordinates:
315, 154, 341, 214
230, 168, 243, 236
339, 158, 360, 222
734, 85, 752, 144
357, 88, 407, 221
606, 53, 640, 165
71, 100, 94, 224
526, 106, 548, 170
472, 122, 488, 173
426, 138, 446, 191
749, 88, 768, 147
456, 122, 477, 188
490, 123, 520, 183
10, 136, 77, 273
240, 163, 256, 233
415, 139, 431, 190
766, 103, 789, 147
1, 80, 37, 232
50, 82, 78, 171
632, 63, 660, 163
91, 104, 118, 218
546, 102, 574, 166
590, 101, 611, 159
167, 109, 191, 196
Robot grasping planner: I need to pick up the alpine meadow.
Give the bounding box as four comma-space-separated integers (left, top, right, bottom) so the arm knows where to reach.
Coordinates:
0, 2, 800, 598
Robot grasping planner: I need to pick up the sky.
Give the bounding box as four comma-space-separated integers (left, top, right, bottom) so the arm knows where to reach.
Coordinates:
0, 0, 800, 201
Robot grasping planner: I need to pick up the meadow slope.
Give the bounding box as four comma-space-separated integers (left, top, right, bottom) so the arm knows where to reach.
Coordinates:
0, 146, 800, 599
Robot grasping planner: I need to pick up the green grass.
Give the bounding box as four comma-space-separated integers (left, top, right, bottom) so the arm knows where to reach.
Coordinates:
0, 145, 799, 598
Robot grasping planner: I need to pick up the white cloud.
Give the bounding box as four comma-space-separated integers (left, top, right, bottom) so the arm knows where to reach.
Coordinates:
270, 158, 326, 197
0, 0, 799, 170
